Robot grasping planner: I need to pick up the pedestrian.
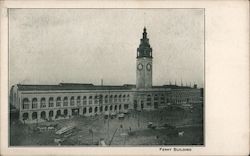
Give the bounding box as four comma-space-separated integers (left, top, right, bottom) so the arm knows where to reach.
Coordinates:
156, 135, 159, 139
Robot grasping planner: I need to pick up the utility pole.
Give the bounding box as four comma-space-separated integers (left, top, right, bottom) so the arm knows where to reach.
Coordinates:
109, 128, 118, 146
108, 113, 110, 140
137, 111, 140, 128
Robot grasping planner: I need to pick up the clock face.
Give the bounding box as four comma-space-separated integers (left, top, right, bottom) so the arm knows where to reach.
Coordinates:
137, 63, 143, 70
146, 63, 152, 71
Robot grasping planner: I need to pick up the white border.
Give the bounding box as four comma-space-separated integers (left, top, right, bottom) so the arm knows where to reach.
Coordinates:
1, 1, 249, 156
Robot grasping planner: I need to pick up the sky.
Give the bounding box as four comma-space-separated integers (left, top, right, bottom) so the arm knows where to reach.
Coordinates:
9, 9, 204, 88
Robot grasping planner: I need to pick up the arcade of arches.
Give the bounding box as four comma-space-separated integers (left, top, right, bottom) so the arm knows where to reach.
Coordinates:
21, 104, 128, 121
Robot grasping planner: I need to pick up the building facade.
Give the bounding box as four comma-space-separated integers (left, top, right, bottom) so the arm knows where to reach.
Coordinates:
9, 28, 203, 124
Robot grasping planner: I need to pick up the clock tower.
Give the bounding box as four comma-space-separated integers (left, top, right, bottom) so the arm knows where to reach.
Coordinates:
136, 27, 153, 89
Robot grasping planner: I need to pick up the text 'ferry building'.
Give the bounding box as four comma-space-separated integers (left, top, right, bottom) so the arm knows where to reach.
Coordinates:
10, 27, 203, 124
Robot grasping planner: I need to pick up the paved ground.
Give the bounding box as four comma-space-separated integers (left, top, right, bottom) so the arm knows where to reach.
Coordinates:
10, 103, 203, 146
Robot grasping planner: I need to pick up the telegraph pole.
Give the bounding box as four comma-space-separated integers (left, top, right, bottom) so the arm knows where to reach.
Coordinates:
108, 112, 110, 140
137, 110, 140, 128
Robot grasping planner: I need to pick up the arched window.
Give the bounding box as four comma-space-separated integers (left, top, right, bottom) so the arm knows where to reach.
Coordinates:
40, 98, 46, 108
63, 109, 68, 116
127, 94, 130, 102
49, 110, 53, 117
32, 98, 38, 109
109, 95, 113, 103
114, 95, 117, 102
63, 97, 68, 106
56, 110, 61, 118
41, 111, 46, 119
99, 95, 103, 104
94, 107, 98, 113
118, 95, 122, 102
110, 105, 113, 111
49, 97, 54, 107
70, 96, 74, 106
114, 105, 117, 110
83, 107, 87, 114
134, 100, 138, 109
141, 100, 144, 110
83, 96, 87, 105
123, 95, 126, 102
89, 96, 92, 104
104, 95, 108, 103
119, 104, 122, 110
147, 95, 151, 101
147, 95, 152, 106
154, 94, 158, 100
94, 95, 98, 104
32, 112, 37, 120
77, 96, 81, 105
89, 107, 92, 113
22, 98, 29, 109
100, 106, 103, 112
105, 106, 108, 111
56, 97, 61, 107
23, 113, 29, 120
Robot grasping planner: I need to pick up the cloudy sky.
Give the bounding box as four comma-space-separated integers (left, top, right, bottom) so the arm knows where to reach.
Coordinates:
9, 9, 204, 88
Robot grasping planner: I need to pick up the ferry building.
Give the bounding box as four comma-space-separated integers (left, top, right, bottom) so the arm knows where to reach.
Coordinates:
9, 27, 203, 123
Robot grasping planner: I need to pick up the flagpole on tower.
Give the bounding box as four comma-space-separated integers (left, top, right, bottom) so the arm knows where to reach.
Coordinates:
144, 12, 146, 27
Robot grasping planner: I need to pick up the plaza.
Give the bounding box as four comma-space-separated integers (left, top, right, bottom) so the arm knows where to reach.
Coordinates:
10, 102, 203, 146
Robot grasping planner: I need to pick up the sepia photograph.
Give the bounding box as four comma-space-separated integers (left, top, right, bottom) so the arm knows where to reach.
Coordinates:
8, 8, 205, 146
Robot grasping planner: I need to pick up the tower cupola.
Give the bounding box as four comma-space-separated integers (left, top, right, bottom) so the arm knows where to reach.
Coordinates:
137, 27, 152, 58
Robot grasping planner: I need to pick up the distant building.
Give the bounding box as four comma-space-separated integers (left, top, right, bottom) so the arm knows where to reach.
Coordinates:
9, 27, 203, 123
